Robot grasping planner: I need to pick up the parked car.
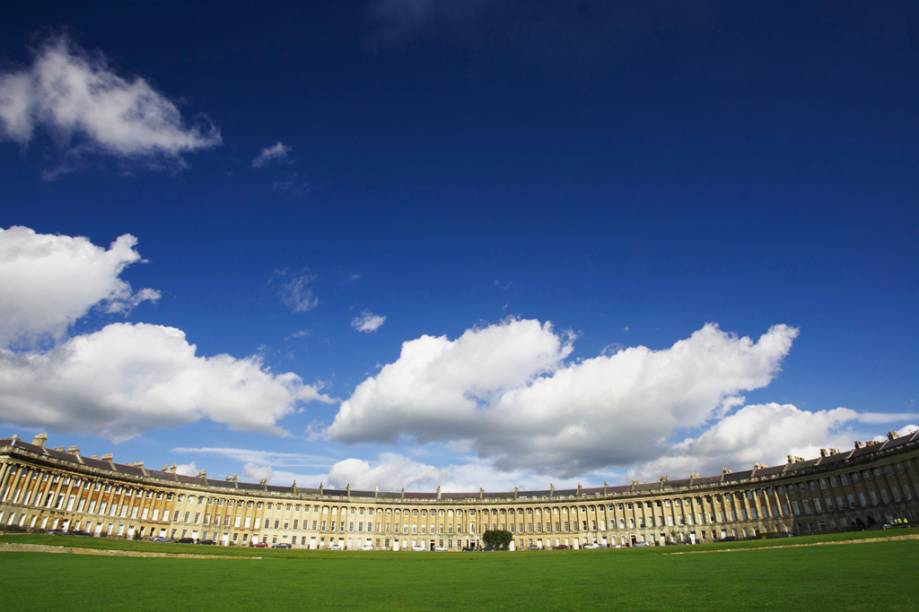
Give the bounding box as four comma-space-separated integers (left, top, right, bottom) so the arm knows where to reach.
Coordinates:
149, 536, 169, 543
329, 543, 343, 551
411, 543, 427, 552
527, 544, 541, 551
552, 544, 569, 550
199, 539, 217, 546
433, 545, 447, 552
272, 543, 291, 549
583, 542, 601, 549
251, 541, 268, 548
360, 542, 374, 551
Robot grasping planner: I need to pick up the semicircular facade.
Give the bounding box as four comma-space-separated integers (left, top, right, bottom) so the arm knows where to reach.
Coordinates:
2, 432, 917, 550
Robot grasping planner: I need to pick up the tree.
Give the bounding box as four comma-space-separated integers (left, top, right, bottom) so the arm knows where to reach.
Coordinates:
482, 530, 513, 551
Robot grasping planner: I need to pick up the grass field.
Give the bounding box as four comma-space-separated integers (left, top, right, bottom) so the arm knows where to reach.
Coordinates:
2, 531, 918, 610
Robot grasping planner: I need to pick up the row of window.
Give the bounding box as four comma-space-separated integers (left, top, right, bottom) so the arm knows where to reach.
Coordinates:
3, 455, 919, 531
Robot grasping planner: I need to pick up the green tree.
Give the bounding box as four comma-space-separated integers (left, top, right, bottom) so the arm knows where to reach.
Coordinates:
482, 530, 513, 550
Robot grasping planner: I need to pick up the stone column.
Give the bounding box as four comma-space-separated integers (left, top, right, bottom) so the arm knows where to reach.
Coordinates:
3, 464, 26, 503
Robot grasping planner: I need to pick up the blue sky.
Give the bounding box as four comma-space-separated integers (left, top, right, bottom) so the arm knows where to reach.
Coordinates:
0, 1, 917, 491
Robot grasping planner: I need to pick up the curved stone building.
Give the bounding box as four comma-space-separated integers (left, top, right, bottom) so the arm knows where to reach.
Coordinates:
2, 431, 917, 551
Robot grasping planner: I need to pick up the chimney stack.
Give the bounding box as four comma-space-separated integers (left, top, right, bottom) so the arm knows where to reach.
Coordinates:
32, 433, 48, 448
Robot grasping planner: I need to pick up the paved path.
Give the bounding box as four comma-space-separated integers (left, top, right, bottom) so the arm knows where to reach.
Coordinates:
666, 533, 919, 555
0, 542, 260, 559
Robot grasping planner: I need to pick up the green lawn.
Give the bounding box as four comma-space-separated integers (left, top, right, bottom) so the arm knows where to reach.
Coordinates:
1, 532, 918, 610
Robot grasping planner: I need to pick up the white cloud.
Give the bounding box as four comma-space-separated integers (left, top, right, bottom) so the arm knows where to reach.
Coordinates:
0, 36, 220, 160
370, 0, 495, 47
172, 446, 332, 469
271, 268, 318, 313
0, 322, 333, 441
326, 453, 581, 492
872, 424, 919, 442
328, 453, 440, 490
0, 226, 158, 346
173, 462, 199, 477
329, 318, 574, 444
328, 320, 798, 476
102, 287, 161, 314
171, 447, 332, 486
197, 448, 581, 491
252, 142, 291, 168
632, 403, 919, 480
351, 311, 386, 333
242, 463, 275, 482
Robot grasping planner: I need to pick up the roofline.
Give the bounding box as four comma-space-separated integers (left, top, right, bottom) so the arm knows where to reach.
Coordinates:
2, 429, 917, 503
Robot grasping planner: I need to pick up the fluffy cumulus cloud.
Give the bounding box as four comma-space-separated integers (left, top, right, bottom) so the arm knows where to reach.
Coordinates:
329, 320, 799, 476
173, 462, 199, 477
0, 36, 220, 159
0, 322, 333, 440
0, 226, 331, 440
172, 444, 579, 491
0, 226, 159, 346
252, 142, 291, 168
328, 453, 440, 490
329, 318, 574, 443
633, 403, 919, 480
327, 453, 581, 492
351, 310, 386, 333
